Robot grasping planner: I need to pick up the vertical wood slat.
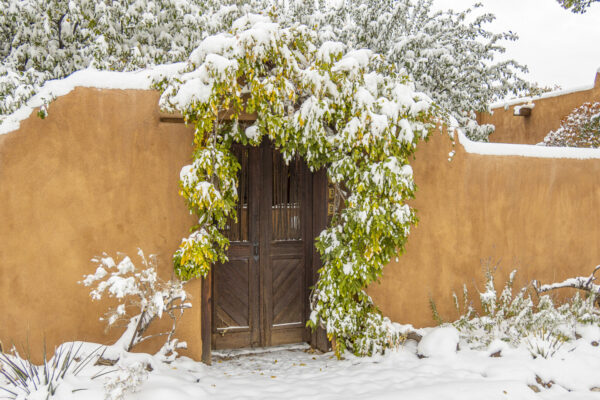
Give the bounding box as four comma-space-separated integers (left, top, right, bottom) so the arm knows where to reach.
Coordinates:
260, 140, 273, 347
224, 145, 250, 242
271, 153, 303, 241
302, 159, 313, 343
311, 169, 330, 352
249, 145, 261, 347
240, 148, 249, 241
201, 274, 212, 364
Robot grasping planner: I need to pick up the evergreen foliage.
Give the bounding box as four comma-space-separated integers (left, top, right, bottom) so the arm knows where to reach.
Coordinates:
157, 14, 436, 356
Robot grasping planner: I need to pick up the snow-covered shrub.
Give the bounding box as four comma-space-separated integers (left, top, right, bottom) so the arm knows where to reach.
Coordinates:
158, 14, 435, 356
80, 250, 191, 361
417, 327, 459, 358
446, 268, 600, 351
0, 342, 101, 399
525, 328, 565, 359
533, 265, 600, 319
103, 361, 149, 400
542, 102, 600, 148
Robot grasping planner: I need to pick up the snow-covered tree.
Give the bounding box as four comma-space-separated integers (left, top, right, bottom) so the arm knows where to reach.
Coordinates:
158, 14, 436, 356
2, 0, 532, 142
542, 102, 600, 148
80, 250, 191, 362
557, 0, 599, 13
261, 0, 531, 141
0, 0, 245, 118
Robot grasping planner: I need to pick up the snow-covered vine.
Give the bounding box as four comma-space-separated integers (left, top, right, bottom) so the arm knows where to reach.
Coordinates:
157, 14, 435, 356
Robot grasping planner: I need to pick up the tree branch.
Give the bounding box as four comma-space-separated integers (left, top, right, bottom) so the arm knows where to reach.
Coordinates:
532, 265, 600, 305
57, 13, 67, 50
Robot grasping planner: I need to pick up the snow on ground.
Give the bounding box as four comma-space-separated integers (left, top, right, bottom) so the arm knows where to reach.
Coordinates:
5, 328, 600, 400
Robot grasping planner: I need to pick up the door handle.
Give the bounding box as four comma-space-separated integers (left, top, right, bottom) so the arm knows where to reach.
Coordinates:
253, 241, 259, 262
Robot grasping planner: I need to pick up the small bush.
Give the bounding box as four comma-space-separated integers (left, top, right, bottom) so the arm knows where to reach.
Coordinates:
103, 362, 149, 400
542, 102, 600, 148
525, 328, 565, 359
80, 249, 191, 362
440, 265, 600, 352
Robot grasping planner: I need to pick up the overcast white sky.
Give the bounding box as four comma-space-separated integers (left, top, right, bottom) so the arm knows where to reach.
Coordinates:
433, 0, 600, 90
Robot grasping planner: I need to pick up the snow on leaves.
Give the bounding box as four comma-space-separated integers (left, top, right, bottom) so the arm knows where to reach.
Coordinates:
1, 0, 531, 142
0, 0, 242, 120
260, 0, 531, 142
450, 268, 600, 354
80, 250, 190, 361
542, 102, 600, 148
159, 14, 435, 356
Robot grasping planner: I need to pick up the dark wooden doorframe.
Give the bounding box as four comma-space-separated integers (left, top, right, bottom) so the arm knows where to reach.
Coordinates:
200, 143, 329, 364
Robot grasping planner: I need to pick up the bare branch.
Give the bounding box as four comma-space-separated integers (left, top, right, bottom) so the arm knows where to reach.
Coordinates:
532, 265, 600, 303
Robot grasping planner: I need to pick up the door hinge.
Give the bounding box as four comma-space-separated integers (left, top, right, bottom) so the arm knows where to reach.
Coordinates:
253, 241, 259, 262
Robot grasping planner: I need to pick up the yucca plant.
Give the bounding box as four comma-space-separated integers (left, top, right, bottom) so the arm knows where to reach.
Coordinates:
0, 342, 103, 399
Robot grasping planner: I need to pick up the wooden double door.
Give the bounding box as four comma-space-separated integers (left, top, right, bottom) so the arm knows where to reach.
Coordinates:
210, 141, 316, 350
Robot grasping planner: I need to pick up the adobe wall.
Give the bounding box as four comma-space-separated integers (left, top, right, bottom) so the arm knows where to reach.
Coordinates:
2, 87, 600, 361
368, 131, 600, 327
0, 88, 201, 362
478, 72, 600, 145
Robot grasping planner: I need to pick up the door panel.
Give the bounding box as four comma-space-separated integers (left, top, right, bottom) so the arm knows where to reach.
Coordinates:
214, 259, 250, 330
271, 256, 304, 325
262, 145, 310, 346
213, 255, 257, 349
212, 145, 260, 350
212, 141, 311, 349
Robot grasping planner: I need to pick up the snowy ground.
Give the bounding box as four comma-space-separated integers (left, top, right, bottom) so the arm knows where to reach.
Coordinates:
5, 328, 600, 400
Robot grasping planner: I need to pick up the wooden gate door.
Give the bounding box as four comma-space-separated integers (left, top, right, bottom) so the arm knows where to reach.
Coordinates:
211, 141, 312, 350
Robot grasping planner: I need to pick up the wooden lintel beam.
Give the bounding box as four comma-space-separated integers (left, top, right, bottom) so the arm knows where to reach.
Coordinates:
158, 109, 258, 123
513, 106, 533, 117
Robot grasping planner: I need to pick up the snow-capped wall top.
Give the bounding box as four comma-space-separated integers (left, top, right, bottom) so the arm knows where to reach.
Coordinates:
0, 64, 183, 136
489, 68, 600, 110
457, 130, 600, 159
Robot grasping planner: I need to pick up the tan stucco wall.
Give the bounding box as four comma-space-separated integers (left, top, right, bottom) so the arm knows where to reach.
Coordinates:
479, 72, 600, 145
2, 87, 600, 361
0, 88, 201, 362
368, 131, 600, 326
